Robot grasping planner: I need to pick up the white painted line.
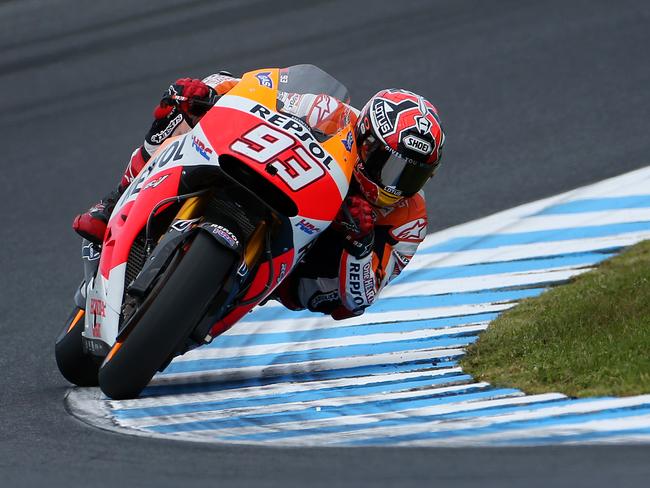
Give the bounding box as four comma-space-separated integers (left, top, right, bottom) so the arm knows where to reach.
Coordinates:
402, 412, 650, 447
231, 303, 514, 334
501, 208, 650, 233
186, 393, 566, 441
306, 395, 650, 446
410, 231, 650, 268
417, 165, 650, 245
112, 367, 464, 410
150, 346, 467, 385
253, 265, 591, 303
116, 382, 496, 429
174, 323, 487, 362
382, 267, 590, 298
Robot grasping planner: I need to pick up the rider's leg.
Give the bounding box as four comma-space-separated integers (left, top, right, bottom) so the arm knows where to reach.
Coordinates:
72, 147, 147, 244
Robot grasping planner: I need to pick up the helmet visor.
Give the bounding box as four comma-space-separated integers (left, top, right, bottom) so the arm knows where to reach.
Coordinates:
362, 141, 437, 197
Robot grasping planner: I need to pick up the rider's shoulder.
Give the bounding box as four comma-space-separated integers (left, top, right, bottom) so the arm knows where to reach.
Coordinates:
375, 191, 428, 243
376, 191, 426, 224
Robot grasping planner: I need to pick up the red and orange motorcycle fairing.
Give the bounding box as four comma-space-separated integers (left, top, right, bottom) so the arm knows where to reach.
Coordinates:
83, 67, 357, 352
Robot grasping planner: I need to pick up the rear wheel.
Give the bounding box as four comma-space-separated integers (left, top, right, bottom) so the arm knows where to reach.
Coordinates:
55, 307, 100, 386
98, 232, 236, 400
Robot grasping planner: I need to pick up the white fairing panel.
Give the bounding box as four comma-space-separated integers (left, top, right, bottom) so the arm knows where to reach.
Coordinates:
113, 125, 220, 217
83, 263, 126, 348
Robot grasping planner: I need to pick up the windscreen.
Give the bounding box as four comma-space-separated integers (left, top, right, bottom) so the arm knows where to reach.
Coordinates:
276, 64, 351, 140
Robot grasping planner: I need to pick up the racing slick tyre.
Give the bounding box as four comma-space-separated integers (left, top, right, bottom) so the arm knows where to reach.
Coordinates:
98, 232, 236, 400
55, 307, 100, 386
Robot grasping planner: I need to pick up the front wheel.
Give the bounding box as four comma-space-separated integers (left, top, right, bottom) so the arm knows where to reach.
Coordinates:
98, 232, 236, 400
55, 307, 100, 386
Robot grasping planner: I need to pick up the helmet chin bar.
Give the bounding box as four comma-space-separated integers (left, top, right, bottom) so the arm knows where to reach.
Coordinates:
353, 165, 403, 208
376, 187, 403, 207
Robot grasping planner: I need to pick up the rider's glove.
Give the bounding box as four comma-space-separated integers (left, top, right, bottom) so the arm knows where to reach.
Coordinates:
332, 195, 376, 259
158, 78, 217, 119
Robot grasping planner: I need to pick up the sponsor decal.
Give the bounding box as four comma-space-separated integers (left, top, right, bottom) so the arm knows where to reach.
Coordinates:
151, 113, 183, 144
171, 218, 200, 232
205, 224, 239, 248
345, 260, 375, 309
391, 251, 413, 278
386, 144, 420, 166
152, 136, 187, 169
237, 262, 249, 277
295, 218, 320, 235
343, 107, 352, 126
362, 261, 376, 302
143, 174, 169, 190
309, 290, 339, 309
285, 93, 302, 113
255, 72, 273, 88
415, 114, 432, 134
402, 134, 432, 155
341, 131, 353, 152
249, 104, 335, 169
201, 73, 235, 87
382, 185, 403, 196
92, 322, 101, 338
371, 98, 395, 136
191, 135, 213, 161
308, 94, 334, 127
279, 73, 289, 84
347, 236, 374, 259
415, 95, 433, 134
84, 338, 104, 351
82, 242, 100, 261
90, 298, 106, 318
392, 218, 427, 241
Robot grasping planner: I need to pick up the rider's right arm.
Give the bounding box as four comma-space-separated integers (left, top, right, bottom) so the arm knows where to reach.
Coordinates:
133, 73, 242, 172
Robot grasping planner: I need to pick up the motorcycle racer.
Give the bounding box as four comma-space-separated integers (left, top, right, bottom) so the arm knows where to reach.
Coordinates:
72, 71, 445, 321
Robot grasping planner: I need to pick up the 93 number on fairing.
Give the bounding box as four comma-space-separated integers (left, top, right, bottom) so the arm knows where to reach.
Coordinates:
230, 124, 325, 191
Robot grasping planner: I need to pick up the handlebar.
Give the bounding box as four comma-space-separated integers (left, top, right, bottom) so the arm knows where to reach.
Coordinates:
164, 93, 217, 109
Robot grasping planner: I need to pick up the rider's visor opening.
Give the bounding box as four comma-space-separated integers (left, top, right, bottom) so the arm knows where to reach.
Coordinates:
360, 136, 438, 197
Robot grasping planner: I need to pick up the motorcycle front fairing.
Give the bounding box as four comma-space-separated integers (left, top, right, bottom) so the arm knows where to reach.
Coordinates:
82, 65, 357, 355
82, 128, 221, 355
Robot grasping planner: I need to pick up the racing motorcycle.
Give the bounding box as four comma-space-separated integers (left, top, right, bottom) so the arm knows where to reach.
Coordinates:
55, 65, 357, 399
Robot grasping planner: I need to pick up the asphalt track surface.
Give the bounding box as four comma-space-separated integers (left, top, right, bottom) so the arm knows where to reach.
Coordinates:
2, 0, 650, 486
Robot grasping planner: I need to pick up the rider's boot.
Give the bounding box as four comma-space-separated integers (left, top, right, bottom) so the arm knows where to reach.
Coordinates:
72, 148, 148, 245
72, 186, 123, 245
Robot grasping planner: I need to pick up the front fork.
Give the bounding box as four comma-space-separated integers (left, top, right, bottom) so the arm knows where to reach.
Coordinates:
174, 195, 205, 222
172, 194, 270, 277
152, 194, 272, 350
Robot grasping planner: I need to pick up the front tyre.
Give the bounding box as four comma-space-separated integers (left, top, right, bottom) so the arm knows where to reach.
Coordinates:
98, 232, 236, 400
55, 307, 100, 386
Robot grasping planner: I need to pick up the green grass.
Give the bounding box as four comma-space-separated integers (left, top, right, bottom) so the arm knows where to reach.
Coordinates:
461, 240, 650, 397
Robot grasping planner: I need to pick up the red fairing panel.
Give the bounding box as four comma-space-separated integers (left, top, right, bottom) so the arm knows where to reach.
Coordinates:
99, 167, 183, 279
209, 249, 295, 337
199, 104, 343, 222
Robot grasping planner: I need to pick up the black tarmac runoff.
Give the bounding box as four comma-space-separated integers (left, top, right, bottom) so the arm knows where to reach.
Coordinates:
2, 1, 650, 486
